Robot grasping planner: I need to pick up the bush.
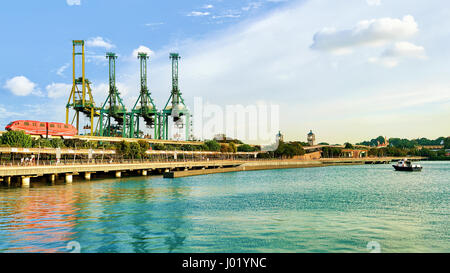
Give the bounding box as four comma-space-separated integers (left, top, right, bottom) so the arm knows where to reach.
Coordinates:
116, 141, 131, 157
152, 143, 166, 150
344, 142, 354, 149
205, 140, 221, 151
129, 142, 141, 159
138, 140, 150, 158
229, 142, 237, 153
1, 130, 32, 148
220, 144, 233, 153
237, 144, 255, 152
50, 138, 65, 148
445, 137, 450, 149
33, 138, 52, 148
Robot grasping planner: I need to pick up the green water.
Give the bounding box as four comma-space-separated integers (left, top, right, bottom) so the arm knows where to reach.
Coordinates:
0, 161, 448, 253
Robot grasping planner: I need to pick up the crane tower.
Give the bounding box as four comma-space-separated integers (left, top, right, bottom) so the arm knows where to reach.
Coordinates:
129, 53, 159, 139
66, 40, 99, 136
161, 53, 190, 140
99, 53, 129, 137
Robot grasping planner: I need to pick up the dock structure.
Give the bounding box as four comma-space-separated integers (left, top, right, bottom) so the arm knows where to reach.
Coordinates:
162, 157, 424, 178
0, 160, 244, 187
0, 156, 426, 187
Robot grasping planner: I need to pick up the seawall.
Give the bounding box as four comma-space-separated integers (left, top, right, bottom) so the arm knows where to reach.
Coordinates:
163, 157, 425, 178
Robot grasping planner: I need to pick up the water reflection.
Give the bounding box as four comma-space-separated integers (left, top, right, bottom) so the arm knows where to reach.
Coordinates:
0, 162, 448, 253
0, 185, 78, 252
0, 177, 192, 253
164, 182, 189, 253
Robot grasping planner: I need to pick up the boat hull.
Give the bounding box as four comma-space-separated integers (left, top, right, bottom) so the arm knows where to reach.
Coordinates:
393, 165, 422, 172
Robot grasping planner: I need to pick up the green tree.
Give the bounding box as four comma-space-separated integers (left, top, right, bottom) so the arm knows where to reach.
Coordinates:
220, 143, 232, 153
1, 130, 32, 148
229, 142, 237, 153
237, 144, 256, 152
205, 140, 221, 151
152, 143, 166, 151
138, 140, 150, 158
50, 138, 65, 148
33, 138, 52, 148
444, 137, 450, 149
181, 144, 194, 151
116, 141, 131, 158
129, 142, 141, 159
344, 142, 354, 149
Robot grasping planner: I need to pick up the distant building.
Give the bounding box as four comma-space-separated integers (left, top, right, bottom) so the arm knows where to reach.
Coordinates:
276, 131, 284, 143
377, 136, 389, 147
341, 149, 368, 158
213, 134, 232, 141
307, 130, 315, 146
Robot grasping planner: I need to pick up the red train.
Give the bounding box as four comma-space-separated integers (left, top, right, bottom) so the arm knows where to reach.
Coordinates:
5, 120, 77, 137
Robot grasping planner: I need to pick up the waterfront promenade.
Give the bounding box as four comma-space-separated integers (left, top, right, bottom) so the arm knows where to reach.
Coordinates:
0, 156, 425, 187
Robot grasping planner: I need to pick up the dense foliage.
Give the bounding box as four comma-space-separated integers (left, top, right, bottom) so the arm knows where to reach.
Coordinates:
368, 147, 449, 160
274, 142, 305, 158
321, 147, 343, 158
204, 140, 221, 152
116, 140, 150, 159
1, 131, 32, 148
357, 136, 448, 148
344, 142, 354, 149
237, 144, 259, 152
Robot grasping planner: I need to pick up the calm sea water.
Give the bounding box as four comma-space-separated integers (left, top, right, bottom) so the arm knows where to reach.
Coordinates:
0, 161, 448, 253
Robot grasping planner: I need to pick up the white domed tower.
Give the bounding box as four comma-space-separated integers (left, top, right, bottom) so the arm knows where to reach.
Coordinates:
307, 130, 315, 146
276, 131, 284, 143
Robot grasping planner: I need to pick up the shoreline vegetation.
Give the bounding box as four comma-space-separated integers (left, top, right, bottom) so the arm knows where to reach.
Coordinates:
0, 131, 449, 161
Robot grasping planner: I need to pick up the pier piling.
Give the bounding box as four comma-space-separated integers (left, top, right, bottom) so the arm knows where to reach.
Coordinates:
84, 172, 92, 181
48, 174, 56, 183
65, 174, 73, 184
21, 176, 31, 188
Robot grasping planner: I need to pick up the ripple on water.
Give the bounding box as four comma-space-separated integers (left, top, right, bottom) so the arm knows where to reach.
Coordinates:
0, 161, 448, 253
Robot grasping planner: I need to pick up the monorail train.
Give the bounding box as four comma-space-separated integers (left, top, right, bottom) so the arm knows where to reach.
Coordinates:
5, 120, 77, 137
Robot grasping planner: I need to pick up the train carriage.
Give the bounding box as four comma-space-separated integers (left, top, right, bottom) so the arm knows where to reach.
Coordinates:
5, 120, 77, 137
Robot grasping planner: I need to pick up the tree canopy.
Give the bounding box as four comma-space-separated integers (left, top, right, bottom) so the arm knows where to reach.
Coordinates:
1, 130, 32, 148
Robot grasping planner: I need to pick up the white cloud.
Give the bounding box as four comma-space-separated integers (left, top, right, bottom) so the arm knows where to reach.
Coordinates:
86, 37, 115, 50
4, 76, 42, 96
242, 2, 263, 11
91, 82, 131, 106
56, 63, 70, 76
187, 11, 210, 17
145, 22, 164, 27
369, 42, 426, 67
203, 4, 214, 9
46, 83, 72, 99
366, 0, 381, 6
86, 53, 108, 65
132, 46, 155, 59
66, 0, 81, 6
0, 105, 24, 118
47, 0, 449, 142
383, 41, 426, 59
311, 15, 418, 54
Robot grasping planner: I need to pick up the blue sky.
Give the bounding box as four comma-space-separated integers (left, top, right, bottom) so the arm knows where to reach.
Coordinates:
1, 0, 449, 144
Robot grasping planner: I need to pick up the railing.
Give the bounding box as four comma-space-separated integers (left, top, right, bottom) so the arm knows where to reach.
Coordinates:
0, 156, 426, 168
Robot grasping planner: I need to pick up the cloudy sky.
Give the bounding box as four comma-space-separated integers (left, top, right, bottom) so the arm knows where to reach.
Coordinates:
0, 0, 449, 144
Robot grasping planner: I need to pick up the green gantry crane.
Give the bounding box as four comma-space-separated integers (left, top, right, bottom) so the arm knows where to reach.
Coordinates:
99, 52, 129, 137
66, 40, 99, 136
161, 53, 190, 140
129, 53, 159, 139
